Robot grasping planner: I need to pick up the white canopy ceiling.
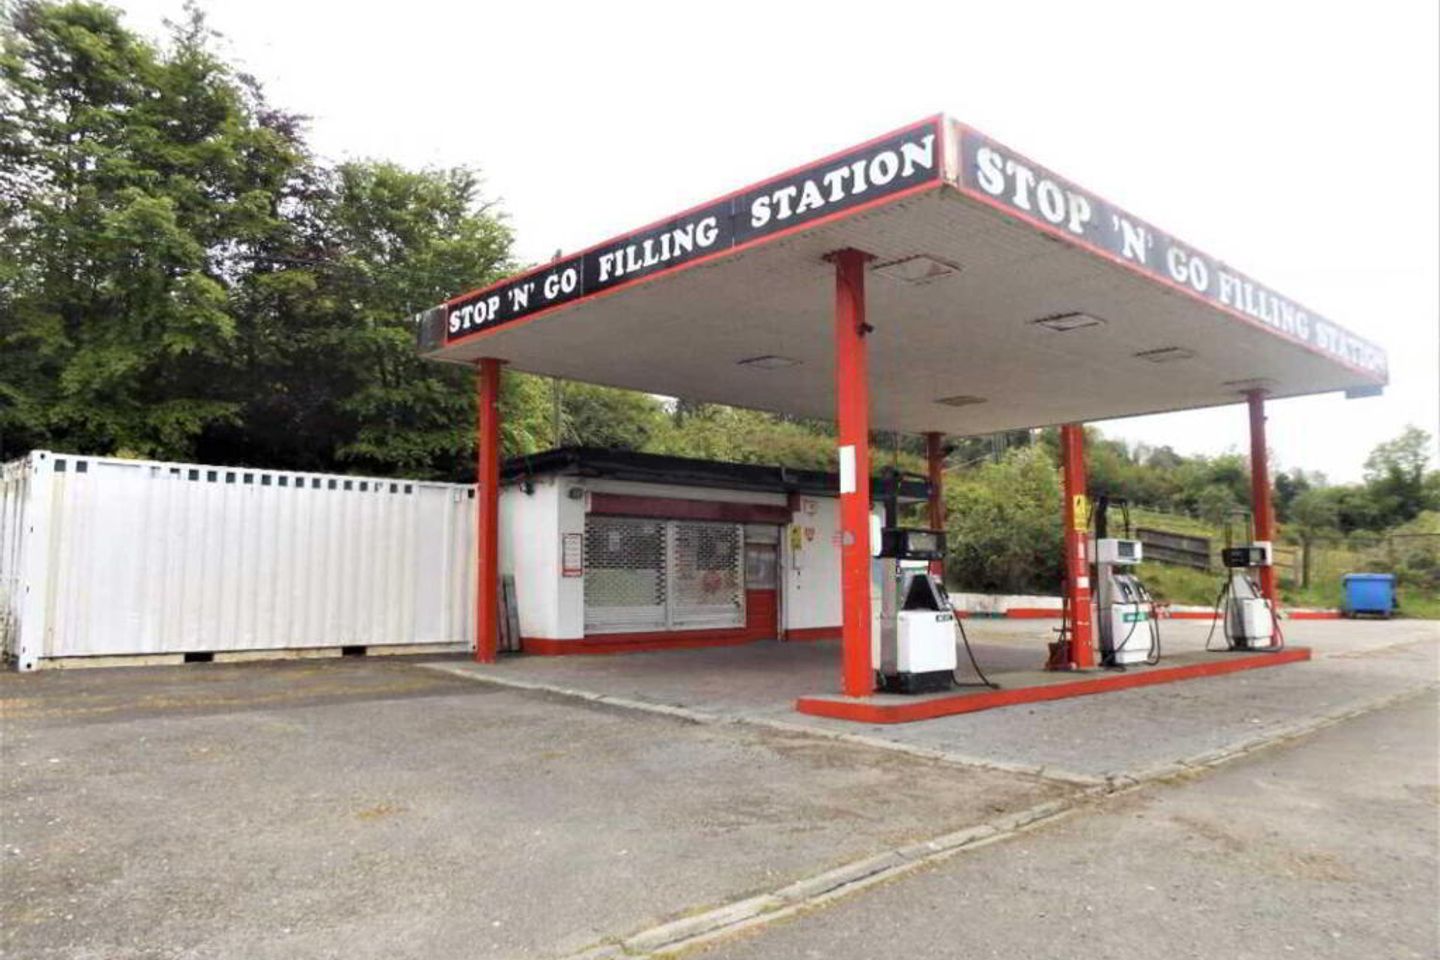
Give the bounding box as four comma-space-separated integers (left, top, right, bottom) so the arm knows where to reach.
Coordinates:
417, 117, 1386, 435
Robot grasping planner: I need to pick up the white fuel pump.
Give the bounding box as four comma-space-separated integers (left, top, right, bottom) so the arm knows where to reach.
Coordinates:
1210, 540, 1282, 651
869, 469, 997, 695
873, 526, 957, 693
1091, 497, 1161, 668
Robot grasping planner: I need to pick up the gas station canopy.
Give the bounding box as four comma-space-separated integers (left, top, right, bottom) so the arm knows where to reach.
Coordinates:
416, 116, 1387, 434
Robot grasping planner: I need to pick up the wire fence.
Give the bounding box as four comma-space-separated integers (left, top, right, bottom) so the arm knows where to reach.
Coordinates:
1136, 522, 1440, 594
1289, 533, 1440, 592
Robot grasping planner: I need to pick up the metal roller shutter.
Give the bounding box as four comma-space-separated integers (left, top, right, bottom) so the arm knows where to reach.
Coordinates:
582, 516, 745, 634
583, 516, 667, 633
668, 520, 744, 629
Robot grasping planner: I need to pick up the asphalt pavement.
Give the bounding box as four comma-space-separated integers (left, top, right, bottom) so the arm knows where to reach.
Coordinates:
0, 658, 1061, 959
698, 690, 1440, 960
2, 621, 1435, 959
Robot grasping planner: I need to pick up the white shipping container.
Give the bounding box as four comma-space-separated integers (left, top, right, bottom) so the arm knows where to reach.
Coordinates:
0, 451, 476, 670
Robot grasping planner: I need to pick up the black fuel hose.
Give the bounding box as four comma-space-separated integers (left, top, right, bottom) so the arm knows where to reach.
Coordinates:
953, 616, 999, 689
1206, 574, 1286, 653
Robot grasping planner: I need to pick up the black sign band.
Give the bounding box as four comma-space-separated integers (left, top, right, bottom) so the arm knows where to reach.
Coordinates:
435, 119, 943, 344
956, 128, 1387, 379
422, 117, 1386, 384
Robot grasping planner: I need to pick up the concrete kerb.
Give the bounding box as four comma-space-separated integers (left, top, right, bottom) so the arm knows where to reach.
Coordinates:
421, 663, 1438, 793
1179, 683, 1437, 769
580, 685, 1435, 960
593, 789, 1114, 960
621, 895, 789, 955
421, 662, 1437, 960
748, 716, 1106, 787
1110, 683, 1438, 787
418, 662, 1103, 787
419, 664, 710, 724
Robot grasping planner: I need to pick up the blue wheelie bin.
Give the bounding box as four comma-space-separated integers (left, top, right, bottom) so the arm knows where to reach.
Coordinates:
1342, 573, 1396, 618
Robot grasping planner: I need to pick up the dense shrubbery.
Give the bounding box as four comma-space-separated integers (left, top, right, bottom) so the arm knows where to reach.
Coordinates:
1323, 511, 1440, 595
941, 446, 1064, 594
947, 428, 1439, 601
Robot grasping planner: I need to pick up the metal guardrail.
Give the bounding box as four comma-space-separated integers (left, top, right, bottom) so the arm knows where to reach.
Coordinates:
1136, 526, 1301, 583
1136, 527, 1210, 571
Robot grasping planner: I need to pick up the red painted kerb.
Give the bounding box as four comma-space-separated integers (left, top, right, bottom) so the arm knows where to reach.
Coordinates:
795, 647, 1312, 724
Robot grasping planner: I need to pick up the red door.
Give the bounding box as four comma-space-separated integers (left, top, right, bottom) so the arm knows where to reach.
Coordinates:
744, 541, 779, 640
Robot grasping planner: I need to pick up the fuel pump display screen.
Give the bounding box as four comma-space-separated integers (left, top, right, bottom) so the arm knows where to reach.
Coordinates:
1222, 546, 1269, 568
908, 531, 940, 556
880, 528, 946, 561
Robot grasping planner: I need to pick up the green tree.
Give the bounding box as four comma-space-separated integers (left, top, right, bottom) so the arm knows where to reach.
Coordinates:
555, 380, 667, 451
1, 2, 528, 479
1144, 445, 1185, 471
208, 160, 517, 477
1273, 468, 1315, 523
1324, 485, 1384, 534
1362, 425, 1435, 526
947, 430, 1032, 469
1195, 483, 1241, 528
647, 404, 837, 469
1, 1, 299, 459
943, 445, 1064, 594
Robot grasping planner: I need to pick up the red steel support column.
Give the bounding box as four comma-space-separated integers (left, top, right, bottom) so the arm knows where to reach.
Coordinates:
925, 432, 946, 578
1059, 424, 1095, 669
1246, 390, 1279, 605
475, 357, 503, 663
832, 248, 874, 698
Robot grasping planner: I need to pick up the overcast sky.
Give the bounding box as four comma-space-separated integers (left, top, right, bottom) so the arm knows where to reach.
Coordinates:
118, 0, 1440, 482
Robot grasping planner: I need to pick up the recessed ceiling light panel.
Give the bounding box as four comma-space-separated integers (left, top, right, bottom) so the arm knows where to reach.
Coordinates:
872, 255, 960, 285
1134, 347, 1196, 363
934, 394, 987, 408
1032, 312, 1106, 332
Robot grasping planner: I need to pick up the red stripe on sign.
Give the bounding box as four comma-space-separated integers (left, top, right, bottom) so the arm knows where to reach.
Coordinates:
948, 126, 1383, 384
438, 179, 946, 350
443, 115, 944, 310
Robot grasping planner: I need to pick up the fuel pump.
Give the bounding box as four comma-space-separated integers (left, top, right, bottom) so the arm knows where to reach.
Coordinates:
870, 469, 996, 694
1091, 496, 1161, 668
872, 522, 956, 693
1208, 516, 1282, 651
